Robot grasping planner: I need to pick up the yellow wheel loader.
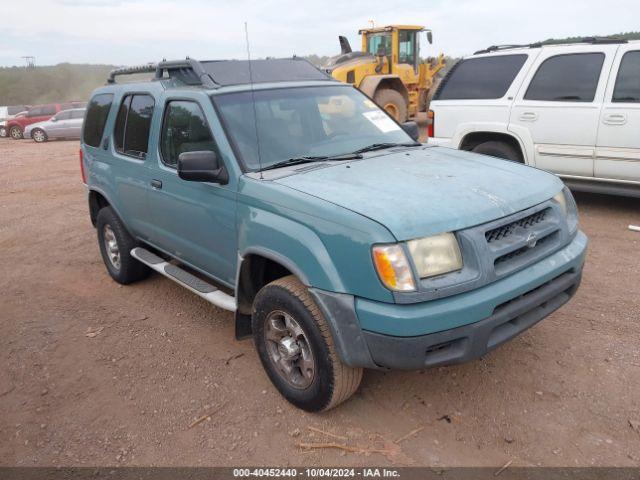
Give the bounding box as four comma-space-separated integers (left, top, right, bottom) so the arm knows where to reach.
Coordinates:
325, 25, 445, 121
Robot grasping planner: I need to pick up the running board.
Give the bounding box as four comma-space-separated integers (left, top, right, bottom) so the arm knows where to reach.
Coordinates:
131, 247, 236, 312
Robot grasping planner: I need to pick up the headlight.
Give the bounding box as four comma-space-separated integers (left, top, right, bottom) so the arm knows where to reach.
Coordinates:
372, 244, 416, 292
553, 187, 579, 234
407, 232, 463, 279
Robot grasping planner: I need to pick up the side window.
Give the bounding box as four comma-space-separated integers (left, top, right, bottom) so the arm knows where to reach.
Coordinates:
27, 107, 43, 117
83, 93, 114, 148
434, 54, 528, 100
161, 100, 216, 168
524, 53, 605, 102
55, 111, 72, 121
113, 94, 155, 159
42, 106, 57, 115
613, 51, 640, 103
398, 30, 416, 66
72, 110, 86, 119
367, 34, 392, 56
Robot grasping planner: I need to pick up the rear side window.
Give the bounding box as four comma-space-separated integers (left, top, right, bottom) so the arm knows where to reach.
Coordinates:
434, 54, 527, 100
71, 110, 85, 119
161, 100, 216, 168
113, 94, 155, 158
83, 93, 114, 147
525, 53, 605, 102
613, 51, 640, 103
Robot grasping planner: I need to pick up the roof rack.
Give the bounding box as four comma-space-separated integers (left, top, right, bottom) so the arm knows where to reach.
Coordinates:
106, 56, 333, 88
474, 36, 628, 55
107, 58, 218, 88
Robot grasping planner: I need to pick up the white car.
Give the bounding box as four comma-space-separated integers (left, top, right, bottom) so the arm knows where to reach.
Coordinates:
429, 38, 640, 197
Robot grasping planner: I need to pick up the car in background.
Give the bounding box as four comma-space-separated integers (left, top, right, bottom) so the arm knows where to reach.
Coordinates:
429, 38, 640, 197
0, 105, 29, 138
5, 102, 86, 139
24, 108, 86, 143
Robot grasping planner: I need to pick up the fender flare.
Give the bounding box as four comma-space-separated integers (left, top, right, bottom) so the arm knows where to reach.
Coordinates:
358, 75, 409, 103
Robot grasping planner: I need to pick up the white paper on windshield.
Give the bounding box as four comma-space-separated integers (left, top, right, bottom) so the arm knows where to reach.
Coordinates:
362, 110, 401, 133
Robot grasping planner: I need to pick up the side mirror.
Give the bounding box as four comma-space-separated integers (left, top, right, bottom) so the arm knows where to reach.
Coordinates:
402, 121, 421, 142
51, 117, 58, 122
177, 150, 228, 184
426, 31, 433, 44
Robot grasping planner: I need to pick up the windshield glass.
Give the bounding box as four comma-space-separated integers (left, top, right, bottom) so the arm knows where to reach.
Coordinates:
212, 85, 412, 171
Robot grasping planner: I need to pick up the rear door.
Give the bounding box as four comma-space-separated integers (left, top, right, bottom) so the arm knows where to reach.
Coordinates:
69, 110, 86, 138
595, 45, 640, 182
509, 46, 617, 176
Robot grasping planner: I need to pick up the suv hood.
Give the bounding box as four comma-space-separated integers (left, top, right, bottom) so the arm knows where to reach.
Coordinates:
274, 147, 563, 241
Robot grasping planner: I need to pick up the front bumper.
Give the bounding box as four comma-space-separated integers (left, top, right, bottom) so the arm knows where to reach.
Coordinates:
310, 231, 587, 370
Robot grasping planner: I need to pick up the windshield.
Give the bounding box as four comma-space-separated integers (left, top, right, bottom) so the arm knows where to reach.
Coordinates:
212, 85, 412, 171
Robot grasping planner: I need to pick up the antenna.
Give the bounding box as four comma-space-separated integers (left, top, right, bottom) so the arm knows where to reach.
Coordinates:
244, 22, 264, 178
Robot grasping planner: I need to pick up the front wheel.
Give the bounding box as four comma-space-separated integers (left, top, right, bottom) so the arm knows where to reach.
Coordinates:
32, 128, 47, 143
252, 275, 363, 412
374, 88, 407, 122
9, 126, 23, 140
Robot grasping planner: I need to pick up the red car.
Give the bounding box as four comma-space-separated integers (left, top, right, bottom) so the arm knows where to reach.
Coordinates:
6, 102, 86, 139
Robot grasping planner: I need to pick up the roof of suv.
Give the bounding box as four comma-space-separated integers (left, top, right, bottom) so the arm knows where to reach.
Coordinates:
101, 57, 339, 95
473, 37, 638, 55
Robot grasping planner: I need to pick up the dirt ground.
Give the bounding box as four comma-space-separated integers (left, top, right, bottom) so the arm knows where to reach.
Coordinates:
1, 139, 639, 468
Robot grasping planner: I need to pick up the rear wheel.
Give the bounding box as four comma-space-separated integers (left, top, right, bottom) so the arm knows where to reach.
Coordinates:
472, 140, 523, 162
252, 275, 363, 412
9, 126, 23, 140
96, 207, 150, 284
374, 88, 407, 122
32, 128, 47, 143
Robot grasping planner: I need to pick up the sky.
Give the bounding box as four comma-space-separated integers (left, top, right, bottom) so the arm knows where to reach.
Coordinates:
2, 0, 640, 67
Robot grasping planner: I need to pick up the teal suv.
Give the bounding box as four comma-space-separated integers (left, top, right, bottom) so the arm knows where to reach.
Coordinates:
81, 58, 587, 411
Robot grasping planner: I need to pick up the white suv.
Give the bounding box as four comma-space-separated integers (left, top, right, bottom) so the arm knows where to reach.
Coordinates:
429, 38, 640, 197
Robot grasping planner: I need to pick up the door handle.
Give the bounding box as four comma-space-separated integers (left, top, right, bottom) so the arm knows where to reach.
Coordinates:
150, 179, 162, 189
603, 113, 627, 125
519, 112, 538, 122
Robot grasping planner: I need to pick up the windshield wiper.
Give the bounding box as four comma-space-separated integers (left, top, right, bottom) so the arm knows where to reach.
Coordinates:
261, 156, 328, 171
351, 142, 421, 154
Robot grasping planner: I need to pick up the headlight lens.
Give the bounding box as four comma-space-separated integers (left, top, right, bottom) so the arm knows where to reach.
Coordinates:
372, 244, 416, 292
553, 187, 579, 234
407, 232, 463, 279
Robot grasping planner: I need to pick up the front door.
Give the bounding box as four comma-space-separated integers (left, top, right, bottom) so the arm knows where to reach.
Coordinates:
509, 46, 617, 177
146, 97, 237, 287
48, 110, 72, 138
595, 46, 640, 182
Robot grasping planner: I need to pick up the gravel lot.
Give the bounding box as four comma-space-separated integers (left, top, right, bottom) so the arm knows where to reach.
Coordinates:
1, 139, 639, 468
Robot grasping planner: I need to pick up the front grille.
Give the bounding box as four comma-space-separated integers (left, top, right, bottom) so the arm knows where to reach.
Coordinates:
485, 208, 549, 243
494, 231, 557, 268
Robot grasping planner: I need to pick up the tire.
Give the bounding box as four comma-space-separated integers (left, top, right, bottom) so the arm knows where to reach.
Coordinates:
252, 275, 363, 412
96, 206, 150, 284
9, 125, 23, 140
472, 140, 523, 162
373, 88, 407, 122
32, 128, 47, 143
